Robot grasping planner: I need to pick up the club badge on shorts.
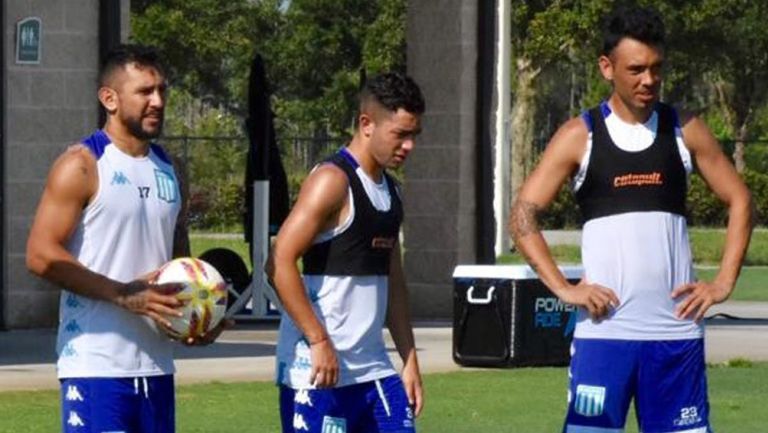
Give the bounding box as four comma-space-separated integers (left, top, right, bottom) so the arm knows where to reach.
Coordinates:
574, 384, 606, 417
321, 416, 347, 433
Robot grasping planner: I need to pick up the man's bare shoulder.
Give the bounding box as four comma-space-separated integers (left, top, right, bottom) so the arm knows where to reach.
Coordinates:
297, 162, 350, 208
544, 116, 590, 161
45, 144, 98, 198
56, 143, 97, 168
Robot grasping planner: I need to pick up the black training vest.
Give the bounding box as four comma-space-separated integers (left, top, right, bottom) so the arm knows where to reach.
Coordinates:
302, 150, 403, 276
575, 102, 687, 222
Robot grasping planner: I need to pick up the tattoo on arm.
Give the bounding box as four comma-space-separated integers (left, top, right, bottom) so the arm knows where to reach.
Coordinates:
509, 200, 543, 240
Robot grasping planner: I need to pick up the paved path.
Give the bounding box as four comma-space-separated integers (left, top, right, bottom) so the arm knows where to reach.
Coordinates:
2, 302, 766, 392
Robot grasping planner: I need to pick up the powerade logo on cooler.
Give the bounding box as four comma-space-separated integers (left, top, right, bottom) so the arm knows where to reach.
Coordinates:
534, 296, 577, 336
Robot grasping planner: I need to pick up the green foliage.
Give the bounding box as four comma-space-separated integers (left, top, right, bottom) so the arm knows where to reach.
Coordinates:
695, 265, 768, 302
687, 169, 768, 227
540, 185, 581, 229
132, 0, 405, 229
687, 173, 728, 226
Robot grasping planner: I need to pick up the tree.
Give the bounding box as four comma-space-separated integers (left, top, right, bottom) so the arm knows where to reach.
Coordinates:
269, 0, 405, 138
509, 0, 610, 198
131, 0, 284, 118
694, 1, 768, 172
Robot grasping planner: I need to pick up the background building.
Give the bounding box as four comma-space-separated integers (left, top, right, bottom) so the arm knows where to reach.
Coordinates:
2, 0, 129, 329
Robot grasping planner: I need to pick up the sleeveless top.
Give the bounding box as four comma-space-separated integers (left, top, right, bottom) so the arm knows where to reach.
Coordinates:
57, 129, 181, 378
277, 149, 402, 388
572, 102, 702, 340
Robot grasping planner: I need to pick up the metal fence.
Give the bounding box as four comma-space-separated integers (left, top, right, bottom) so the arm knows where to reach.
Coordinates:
158, 135, 348, 229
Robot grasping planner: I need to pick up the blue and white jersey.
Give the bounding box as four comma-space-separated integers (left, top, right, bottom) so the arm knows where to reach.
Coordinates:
57, 129, 181, 379
571, 102, 702, 340
276, 156, 399, 389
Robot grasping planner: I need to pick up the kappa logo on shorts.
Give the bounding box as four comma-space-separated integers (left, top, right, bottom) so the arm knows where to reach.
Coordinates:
321, 416, 347, 433
65, 385, 83, 402
574, 384, 606, 417
67, 410, 85, 427
294, 389, 313, 406
293, 413, 310, 431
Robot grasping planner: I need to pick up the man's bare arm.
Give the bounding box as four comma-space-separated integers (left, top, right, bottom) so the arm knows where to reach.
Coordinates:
671, 114, 754, 320
386, 240, 423, 416
26, 146, 182, 327
510, 118, 619, 318
266, 164, 349, 387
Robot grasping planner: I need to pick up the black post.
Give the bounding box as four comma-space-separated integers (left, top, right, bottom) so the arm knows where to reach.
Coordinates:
475, 0, 496, 264
98, 0, 122, 127
0, 0, 6, 329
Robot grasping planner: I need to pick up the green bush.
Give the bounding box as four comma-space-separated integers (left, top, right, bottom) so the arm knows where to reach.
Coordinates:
743, 170, 768, 226
538, 169, 768, 229
686, 174, 727, 226
687, 169, 768, 226
541, 185, 581, 229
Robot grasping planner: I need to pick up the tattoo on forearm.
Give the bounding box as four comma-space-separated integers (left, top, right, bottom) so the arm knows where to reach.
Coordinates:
509, 200, 543, 239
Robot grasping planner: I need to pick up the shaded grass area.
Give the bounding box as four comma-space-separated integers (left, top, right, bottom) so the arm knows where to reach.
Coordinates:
190, 234, 251, 271
695, 267, 767, 302
691, 228, 768, 266
2, 364, 766, 432
498, 228, 768, 266
496, 229, 768, 302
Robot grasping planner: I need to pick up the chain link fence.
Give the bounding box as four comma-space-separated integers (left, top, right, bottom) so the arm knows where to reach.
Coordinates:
159, 135, 347, 230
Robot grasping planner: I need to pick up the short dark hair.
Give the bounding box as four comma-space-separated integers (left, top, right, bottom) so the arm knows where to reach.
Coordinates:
98, 44, 165, 87
359, 72, 425, 116
602, 6, 665, 56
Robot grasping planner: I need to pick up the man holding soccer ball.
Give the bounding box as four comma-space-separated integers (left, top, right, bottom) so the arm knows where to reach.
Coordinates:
268, 73, 425, 433
27, 44, 223, 433
510, 6, 753, 433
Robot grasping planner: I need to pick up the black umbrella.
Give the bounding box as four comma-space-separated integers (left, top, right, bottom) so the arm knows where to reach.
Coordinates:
244, 53, 289, 259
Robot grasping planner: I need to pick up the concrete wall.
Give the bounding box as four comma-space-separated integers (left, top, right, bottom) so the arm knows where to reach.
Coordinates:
3, 0, 129, 328
405, 1, 481, 318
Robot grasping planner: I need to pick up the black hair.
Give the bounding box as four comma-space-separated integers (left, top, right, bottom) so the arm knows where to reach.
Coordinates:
98, 44, 165, 87
602, 5, 665, 56
359, 72, 425, 116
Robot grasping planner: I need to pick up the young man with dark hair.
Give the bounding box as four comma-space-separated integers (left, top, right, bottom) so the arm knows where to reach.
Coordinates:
268, 72, 425, 433
27, 44, 222, 433
510, 6, 752, 433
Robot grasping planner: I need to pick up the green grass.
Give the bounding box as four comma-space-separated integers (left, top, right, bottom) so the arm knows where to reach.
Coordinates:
498, 228, 768, 266
695, 267, 767, 302
497, 244, 582, 265
2, 364, 766, 432
191, 233, 768, 302
190, 234, 251, 270
496, 228, 768, 302
690, 228, 768, 266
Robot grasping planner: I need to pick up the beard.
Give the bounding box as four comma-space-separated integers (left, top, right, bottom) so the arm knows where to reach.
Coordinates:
124, 113, 164, 140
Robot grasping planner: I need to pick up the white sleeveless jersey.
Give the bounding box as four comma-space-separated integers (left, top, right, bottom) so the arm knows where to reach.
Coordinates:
276, 165, 398, 388
572, 104, 703, 340
57, 130, 181, 378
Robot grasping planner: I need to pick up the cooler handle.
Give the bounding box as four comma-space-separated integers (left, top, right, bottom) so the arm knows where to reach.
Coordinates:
466, 285, 495, 305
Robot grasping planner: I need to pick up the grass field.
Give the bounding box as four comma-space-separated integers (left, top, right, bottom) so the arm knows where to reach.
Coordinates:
191, 231, 768, 302
2, 364, 766, 432
494, 228, 768, 302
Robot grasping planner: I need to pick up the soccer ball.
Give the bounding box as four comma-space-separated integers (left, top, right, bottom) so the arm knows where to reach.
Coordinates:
153, 257, 228, 340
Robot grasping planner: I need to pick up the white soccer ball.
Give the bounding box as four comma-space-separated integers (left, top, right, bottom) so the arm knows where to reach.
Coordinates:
153, 257, 228, 340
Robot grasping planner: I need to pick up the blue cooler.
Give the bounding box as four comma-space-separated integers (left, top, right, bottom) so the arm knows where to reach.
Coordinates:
452, 265, 583, 367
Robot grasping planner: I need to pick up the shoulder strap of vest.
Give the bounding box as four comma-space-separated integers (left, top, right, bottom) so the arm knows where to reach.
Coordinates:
150, 143, 173, 165
654, 102, 680, 135
81, 129, 110, 159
